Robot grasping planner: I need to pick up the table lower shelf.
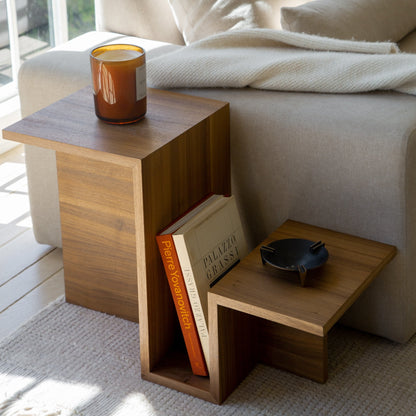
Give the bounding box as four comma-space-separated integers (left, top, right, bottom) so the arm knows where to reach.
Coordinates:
142, 345, 214, 403
143, 307, 328, 405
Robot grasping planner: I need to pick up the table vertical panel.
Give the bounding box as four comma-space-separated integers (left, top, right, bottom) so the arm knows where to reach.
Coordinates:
209, 300, 258, 404
258, 319, 328, 383
56, 152, 139, 322
139, 109, 231, 390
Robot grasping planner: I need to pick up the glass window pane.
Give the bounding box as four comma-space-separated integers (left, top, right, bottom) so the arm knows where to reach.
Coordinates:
1, 0, 52, 96
1, 0, 96, 100
20, 0, 51, 60
67, 0, 95, 40
0, 0, 12, 88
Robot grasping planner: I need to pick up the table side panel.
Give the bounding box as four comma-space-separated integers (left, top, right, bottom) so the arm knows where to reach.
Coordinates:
138, 107, 231, 387
209, 294, 258, 404
208, 104, 230, 194
57, 152, 139, 321
258, 318, 327, 383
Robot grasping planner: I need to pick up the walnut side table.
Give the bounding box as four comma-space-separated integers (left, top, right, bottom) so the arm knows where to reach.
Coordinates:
208, 220, 396, 404
4, 86, 230, 402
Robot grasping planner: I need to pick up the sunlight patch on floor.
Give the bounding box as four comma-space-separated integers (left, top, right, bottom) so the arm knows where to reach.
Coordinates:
0, 158, 30, 227
0, 194, 30, 225
0, 376, 101, 416
0, 162, 26, 187
111, 392, 155, 415
16, 215, 32, 229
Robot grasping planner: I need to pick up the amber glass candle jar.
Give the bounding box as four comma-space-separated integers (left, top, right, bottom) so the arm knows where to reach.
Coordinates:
90, 44, 146, 124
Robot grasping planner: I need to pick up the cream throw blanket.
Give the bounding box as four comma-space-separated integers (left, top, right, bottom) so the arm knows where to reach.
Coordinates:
147, 29, 416, 95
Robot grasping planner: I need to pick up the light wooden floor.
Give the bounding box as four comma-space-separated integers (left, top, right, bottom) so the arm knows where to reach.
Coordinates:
0, 144, 64, 341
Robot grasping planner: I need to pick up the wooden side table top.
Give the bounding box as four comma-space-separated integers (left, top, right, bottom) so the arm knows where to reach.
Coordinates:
210, 220, 397, 337
3, 86, 228, 164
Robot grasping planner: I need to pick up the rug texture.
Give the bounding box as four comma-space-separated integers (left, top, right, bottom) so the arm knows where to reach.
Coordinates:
0, 297, 415, 416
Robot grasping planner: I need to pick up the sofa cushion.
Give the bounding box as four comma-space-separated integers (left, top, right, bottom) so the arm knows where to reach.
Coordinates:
281, 0, 416, 42
168, 0, 305, 44
95, 0, 185, 45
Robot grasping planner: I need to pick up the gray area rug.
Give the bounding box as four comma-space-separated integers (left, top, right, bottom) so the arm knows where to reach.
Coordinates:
0, 297, 415, 416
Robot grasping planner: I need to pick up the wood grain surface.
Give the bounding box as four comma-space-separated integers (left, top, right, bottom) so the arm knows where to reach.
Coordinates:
208, 219, 396, 403
4, 87, 230, 402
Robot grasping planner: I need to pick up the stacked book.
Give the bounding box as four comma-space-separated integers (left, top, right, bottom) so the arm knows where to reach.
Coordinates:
156, 194, 248, 377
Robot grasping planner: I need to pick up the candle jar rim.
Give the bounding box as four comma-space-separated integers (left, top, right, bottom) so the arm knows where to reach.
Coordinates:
90, 44, 145, 63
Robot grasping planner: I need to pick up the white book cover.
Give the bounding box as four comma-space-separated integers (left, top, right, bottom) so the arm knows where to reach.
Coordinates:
173, 195, 248, 363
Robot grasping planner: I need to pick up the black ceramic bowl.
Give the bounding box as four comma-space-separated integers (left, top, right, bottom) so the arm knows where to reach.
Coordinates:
260, 238, 329, 285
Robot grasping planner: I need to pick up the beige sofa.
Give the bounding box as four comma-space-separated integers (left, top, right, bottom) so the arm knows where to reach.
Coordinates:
18, 0, 416, 343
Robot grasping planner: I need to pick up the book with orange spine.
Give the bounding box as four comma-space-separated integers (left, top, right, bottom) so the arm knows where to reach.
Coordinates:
156, 194, 221, 376
173, 195, 248, 364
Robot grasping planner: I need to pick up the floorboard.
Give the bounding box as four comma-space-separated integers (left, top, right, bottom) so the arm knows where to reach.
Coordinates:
0, 269, 64, 340
0, 248, 63, 313
0, 229, 55, 286
0, 144, 64, 342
